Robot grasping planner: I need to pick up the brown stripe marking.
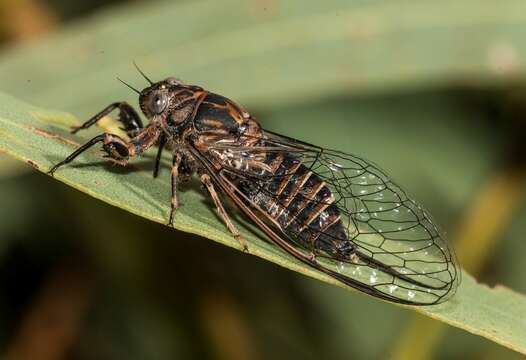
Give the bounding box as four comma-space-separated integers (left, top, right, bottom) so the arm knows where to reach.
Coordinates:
226, 101, 246, 125
268, 153, 284, 173
303, 208, 341, 238
298, 193, 336, 232
200, 118, 225, 128
284, 180, 327, 227
276, 161, 302, 199
282, 170, 312, 207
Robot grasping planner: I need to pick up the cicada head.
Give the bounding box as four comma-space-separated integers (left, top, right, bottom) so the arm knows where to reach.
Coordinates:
138, 77, 204, 121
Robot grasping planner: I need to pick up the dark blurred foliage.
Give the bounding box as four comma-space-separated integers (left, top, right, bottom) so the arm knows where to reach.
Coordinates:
0, 170, 338, 359
42, 0, 131, 21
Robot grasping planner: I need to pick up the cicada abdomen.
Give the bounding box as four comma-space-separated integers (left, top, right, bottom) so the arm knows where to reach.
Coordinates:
238, 150, 353, 258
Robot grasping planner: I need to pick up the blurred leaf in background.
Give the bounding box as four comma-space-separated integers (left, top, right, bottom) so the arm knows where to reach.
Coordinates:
0, 0, 526, 359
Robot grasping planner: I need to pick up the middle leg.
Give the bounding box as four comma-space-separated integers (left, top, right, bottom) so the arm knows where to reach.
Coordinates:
49, 124, 161, 175
153, 135, 167, 178
168, 152, 182, 226
48, 133, 131, 175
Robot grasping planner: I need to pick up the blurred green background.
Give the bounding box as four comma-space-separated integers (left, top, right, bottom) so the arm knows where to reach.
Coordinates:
0, 0, 525, 359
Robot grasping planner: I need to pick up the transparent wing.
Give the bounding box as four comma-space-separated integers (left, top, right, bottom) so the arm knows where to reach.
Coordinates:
194, 130, 460, 305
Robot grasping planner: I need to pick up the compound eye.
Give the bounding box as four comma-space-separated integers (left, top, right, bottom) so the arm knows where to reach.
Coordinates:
150, 92, 168, 114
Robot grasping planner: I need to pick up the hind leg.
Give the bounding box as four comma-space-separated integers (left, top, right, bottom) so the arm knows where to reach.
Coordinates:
200, 173, 248, 252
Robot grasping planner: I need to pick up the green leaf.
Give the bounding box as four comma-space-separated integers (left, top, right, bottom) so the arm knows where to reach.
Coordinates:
0, 92, 525, 355
1, 0, 526, 115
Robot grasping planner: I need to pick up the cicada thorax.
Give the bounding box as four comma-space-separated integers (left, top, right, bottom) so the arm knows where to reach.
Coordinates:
192, 93, 254, 135
191, 92, 262, 154
190, 93, 353, 260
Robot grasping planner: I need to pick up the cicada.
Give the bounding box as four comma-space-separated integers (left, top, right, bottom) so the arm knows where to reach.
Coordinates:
49, 66, 460, 305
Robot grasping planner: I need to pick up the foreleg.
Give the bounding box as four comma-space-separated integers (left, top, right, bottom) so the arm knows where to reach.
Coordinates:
71, 102, 143, 137
48, 133, 134, 175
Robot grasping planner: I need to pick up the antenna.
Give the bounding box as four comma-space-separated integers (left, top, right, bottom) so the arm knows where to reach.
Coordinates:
133, 61, 153, 85
117, 77, 140, 94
